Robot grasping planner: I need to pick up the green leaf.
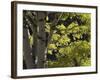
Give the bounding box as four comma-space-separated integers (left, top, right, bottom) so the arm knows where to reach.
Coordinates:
48, 44, 57, 49
56, 24, 66, 30
48, 50, 52, 54
52, 33, 60, 41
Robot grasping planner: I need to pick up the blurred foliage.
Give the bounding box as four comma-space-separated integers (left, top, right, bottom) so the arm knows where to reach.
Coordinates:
46, 12, 91, 67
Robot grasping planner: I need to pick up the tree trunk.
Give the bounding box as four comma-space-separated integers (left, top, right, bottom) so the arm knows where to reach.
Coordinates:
36, 12, 46, 68
23, 27, 36, 69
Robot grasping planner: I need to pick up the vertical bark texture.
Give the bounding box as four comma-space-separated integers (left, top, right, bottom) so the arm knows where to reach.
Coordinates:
23, 27, 35, 69
36, 12, 46, 68
23, 11, 46, 69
